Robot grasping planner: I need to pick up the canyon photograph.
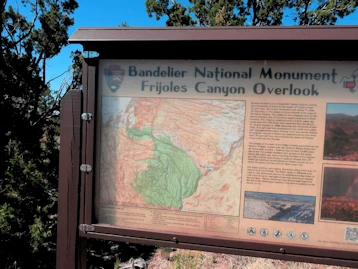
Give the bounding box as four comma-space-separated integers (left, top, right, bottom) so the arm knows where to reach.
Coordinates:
324, 103, 358, 161
321, 167, 358, 223
244, 192, 315, 224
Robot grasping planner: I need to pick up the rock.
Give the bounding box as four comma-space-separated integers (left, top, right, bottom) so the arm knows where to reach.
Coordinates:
133, 257, 147, 269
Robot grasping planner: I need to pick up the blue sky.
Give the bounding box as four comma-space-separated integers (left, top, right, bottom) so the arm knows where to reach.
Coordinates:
327, 103, 358, 116
46, 0, 179, 92
7, 0, 358, 92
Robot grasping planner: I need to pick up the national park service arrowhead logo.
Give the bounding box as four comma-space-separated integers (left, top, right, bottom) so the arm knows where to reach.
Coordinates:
104, 65, 125, 93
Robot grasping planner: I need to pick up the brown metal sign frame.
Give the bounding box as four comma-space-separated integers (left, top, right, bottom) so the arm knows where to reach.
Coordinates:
57, 26, 358, 269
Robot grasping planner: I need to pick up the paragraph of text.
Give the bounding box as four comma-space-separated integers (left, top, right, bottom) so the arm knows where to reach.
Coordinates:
249, 102, 317, 140
246, 166, 316, 186
248, 142, 318, 166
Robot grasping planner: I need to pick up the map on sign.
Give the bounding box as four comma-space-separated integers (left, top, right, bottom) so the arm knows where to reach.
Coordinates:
99, 97, 246, 216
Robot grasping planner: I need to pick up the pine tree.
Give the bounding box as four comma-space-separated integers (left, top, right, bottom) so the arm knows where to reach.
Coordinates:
0, 0, 79, 268
145, 0, 358, 26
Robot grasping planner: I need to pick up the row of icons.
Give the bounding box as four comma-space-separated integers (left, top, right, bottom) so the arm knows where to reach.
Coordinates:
247, 227, 309, 241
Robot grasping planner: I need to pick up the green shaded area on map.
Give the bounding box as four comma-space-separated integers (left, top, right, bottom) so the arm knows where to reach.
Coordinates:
127, 127, 202, 209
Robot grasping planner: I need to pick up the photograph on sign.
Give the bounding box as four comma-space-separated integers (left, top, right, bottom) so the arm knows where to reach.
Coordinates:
94, 59, 358, 253
323, 103, 358, 162
243, 191, 316, 224
320, 165, 358, 223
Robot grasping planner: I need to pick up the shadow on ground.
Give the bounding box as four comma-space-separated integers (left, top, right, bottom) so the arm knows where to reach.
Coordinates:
87, 239, 156, 269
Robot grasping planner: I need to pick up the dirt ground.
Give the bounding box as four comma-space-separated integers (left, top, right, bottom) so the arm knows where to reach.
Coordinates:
144, 248, 352, 269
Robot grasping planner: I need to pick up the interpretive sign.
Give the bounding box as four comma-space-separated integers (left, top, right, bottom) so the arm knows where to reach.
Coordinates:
56, 26, 358, 269
95, 59, 358, 252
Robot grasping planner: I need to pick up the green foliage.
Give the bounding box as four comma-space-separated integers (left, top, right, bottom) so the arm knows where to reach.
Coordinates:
189, 0, 247, 26
119, 21, 129, 27
288, 0, 358, 25
247, 0, 286, 26
145, 0, 358, 26
69, 49, 83, 90
146, 0, 196, 26
1, 0, 78, 268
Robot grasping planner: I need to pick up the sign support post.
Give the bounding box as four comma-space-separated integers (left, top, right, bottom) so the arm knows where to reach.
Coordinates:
56, 90, 87, 269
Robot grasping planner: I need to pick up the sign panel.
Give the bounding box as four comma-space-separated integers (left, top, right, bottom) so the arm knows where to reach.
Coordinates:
95, 60, 358, 252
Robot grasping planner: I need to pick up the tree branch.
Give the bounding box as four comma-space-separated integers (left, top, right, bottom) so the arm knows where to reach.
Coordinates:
3, 25, 20, 54
46, 68, 70, 86
13, 0, 38, 46
301, 0, 310, 25
42, 57, 46, 83
251, 0, 258, 26
310, 3, 329, 24
35, 52, 44, 66
32, 73, 72, 126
